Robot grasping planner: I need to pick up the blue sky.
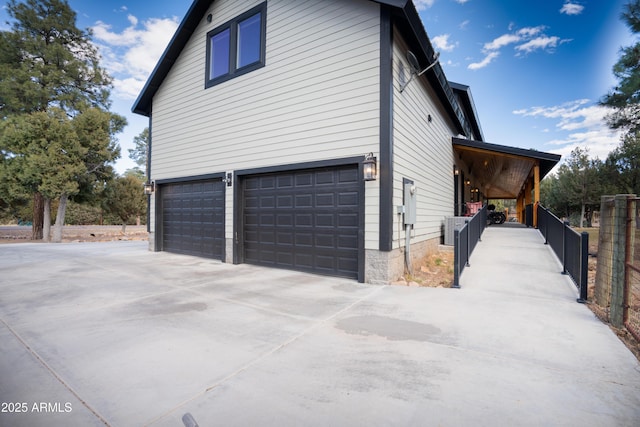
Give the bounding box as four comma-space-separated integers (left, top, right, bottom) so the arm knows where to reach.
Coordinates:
1, 0, 636, 174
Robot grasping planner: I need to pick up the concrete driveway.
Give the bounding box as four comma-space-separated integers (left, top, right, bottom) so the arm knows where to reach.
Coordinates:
1, 235, 639, 426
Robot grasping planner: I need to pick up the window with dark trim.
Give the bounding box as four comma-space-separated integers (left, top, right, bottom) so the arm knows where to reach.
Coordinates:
205, 2, 266, 88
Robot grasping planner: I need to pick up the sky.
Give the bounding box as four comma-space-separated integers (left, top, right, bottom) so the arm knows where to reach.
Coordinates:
1, 0, 636, 174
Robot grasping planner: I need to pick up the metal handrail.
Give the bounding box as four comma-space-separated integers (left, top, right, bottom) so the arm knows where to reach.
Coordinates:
537, 204, 588, 303
453, 205, 487, 288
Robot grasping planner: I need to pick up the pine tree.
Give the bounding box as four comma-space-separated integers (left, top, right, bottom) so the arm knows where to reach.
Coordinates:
601, 0, 640, 133
0, 0, 122, 240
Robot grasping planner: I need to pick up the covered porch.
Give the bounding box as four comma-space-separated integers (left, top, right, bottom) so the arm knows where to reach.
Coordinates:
452, 137, 561, 226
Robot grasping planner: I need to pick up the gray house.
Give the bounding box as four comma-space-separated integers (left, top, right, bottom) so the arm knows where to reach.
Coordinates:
133, 0, 558, 283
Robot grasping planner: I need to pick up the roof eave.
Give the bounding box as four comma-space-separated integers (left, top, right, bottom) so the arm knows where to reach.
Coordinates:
449, 82, 484, 141
452, 137, 561, 178
131, 0, 210, 116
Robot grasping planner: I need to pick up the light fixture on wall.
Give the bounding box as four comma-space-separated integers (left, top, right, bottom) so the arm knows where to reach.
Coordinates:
223, 172, 233, 187
143, 181, 155, 195
454, 165, 460, 176
363, 153, 377, 181
465, 179, 471, 186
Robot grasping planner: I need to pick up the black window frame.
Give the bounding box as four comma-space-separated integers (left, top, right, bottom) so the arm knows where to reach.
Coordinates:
205, 2, 267, 88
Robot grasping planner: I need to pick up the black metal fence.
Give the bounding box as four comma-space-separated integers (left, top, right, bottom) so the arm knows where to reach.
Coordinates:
453, 205, 488, 288
537, 204, 589, 302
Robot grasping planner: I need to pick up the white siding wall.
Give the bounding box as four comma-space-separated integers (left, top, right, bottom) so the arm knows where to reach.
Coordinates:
391, 28, 456, 249
150, 0, 381, 248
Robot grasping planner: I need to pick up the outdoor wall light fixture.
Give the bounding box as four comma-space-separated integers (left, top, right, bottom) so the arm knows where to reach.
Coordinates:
363, 153, 377, 181
223, 172, 233, 187
454, 166, 460, 176
143, 181, 155, 195
465, 179, 471, 186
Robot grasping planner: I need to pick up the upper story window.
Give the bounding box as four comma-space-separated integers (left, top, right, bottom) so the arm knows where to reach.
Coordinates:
206, 2, 266, 88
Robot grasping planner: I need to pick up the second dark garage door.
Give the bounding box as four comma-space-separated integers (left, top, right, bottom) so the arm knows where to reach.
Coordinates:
242, 165, 361, 279
161, 179, 224, 259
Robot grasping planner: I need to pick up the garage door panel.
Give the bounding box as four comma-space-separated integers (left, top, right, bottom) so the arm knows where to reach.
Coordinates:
295, 233, 313, 246
296, 214, 313, 226
295, 194, 312, 207
315, 234, 335, 248
338, 192, 358, 206
160, 179, 224, 260
277, 214, 293, 226
338, 235, 358, 249
316, 193, 335, 207
260, 176, 276, 189
260, 231, 275, 244
260, 196, 275, 208
277, 232, 293, 245
277, 195, 293, 208
316, 214, 335, 227
338, 213, 358, 227
243, 165, 360, 279
260, 214, 274, 226
277, 175, 293, 188
339, 168, 358, 183
245, 196, 259, 208
295, 253, 313, 268
295, 173, 313, 187
316, 171, 334, 185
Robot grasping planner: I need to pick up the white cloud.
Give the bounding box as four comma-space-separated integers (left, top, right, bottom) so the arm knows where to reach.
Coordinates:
484, 33, 521, 51
92, 15, 179, 100
515, 36, 561, 54
432, 34, 457, 52
454, 0, 470, 4
560, 2, 584, 16
459, 19, 470, 30
412, 0, 435, 11
468, 51, 499, 70
470, 24, 571, 68
513, 100, 621, 161
516, 26, 545, 38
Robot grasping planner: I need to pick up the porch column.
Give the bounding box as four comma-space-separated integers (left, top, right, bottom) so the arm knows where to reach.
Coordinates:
525, 179, 532, 206
517, 192, 523, 223
533, 163, 540, 227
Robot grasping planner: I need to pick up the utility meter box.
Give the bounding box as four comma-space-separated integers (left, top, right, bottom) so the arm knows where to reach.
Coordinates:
403, 183, 417, 225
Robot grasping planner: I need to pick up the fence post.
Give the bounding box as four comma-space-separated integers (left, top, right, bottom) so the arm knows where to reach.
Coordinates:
595, 196, 615, 309
453, 228, 460, 289
562, 220, 569, 275
465, 219, 471, 267
543, 208, 548, 245
611, 195, 633, 328
577, 231, 589, 303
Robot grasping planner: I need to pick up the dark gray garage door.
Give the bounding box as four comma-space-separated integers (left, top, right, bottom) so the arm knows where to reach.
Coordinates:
161, 179, 224, 259
242, 165, 361, 279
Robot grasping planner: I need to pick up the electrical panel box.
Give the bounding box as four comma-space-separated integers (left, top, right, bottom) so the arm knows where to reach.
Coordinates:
403, 183, 417, 225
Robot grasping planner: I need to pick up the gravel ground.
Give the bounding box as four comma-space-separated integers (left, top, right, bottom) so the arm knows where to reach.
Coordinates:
0, 225, 148, 243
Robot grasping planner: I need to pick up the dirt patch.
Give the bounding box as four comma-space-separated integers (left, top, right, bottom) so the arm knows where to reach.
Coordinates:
0, 225, 148, 244
581, 228, 640, 363
391, 249, 454, 288
588, 301, 640, 362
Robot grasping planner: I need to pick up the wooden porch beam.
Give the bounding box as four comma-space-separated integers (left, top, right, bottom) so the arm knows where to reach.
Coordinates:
533, 162, 540, 227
